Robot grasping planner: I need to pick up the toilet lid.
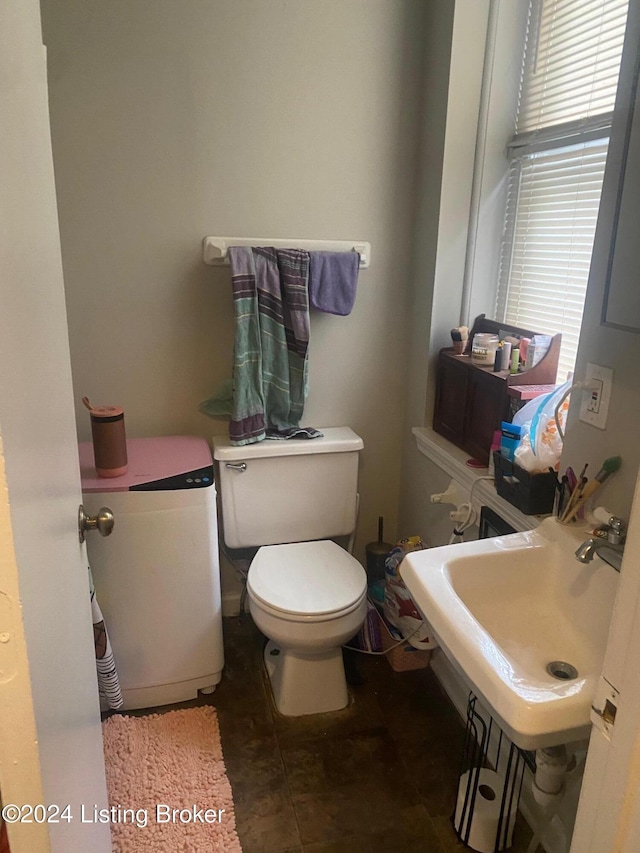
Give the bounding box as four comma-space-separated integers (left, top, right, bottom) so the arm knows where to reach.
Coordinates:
248, 540, 367, 617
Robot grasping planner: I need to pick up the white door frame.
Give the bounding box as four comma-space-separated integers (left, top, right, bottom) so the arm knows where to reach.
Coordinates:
571, 468, 640, 850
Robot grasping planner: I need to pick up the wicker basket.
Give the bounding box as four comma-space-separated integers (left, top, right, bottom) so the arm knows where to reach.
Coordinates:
377, 609, 432, 672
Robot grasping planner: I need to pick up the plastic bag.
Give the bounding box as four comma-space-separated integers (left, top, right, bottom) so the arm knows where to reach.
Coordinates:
513, 379, 572, 473
383, 537, 437, 650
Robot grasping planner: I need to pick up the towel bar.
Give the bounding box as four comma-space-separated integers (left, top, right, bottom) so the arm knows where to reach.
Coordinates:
202, 236, 370, 269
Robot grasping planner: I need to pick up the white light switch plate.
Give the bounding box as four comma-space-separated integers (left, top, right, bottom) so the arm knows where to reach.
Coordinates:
579, 363, 614, 429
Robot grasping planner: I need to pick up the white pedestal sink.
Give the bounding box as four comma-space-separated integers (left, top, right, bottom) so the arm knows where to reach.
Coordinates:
401, 518, 619, 750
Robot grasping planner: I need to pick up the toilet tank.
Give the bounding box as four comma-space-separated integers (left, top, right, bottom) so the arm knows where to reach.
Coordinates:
212, 427, 363, 548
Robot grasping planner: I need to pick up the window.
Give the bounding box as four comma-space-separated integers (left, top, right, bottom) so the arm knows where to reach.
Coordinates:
495, 0, 628, 380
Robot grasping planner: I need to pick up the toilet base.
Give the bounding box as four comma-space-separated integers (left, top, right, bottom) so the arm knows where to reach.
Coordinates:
264, 640, 349, 716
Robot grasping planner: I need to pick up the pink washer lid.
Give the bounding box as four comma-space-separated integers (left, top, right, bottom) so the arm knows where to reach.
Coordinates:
79, 435, 212, 492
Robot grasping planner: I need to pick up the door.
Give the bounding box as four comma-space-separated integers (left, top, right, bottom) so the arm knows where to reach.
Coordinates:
569, 467, 640, 852
0, 2, 111, 852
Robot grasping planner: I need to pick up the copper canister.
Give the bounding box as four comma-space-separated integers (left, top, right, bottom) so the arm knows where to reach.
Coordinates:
88, 404, 128, 477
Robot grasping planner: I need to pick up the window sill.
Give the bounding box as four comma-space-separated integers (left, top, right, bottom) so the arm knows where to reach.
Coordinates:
412, 426, 542, 533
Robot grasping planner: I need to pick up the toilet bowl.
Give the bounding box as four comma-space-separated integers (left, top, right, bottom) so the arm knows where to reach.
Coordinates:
212, 427, 367, 716
247, 540, 367, 716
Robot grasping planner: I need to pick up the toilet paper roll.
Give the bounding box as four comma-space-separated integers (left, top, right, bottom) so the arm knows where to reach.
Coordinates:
453, 768, 515, 853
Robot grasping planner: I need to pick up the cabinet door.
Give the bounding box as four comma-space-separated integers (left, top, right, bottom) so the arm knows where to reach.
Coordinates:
433, 354, 468, 444
463, 370, 509, 465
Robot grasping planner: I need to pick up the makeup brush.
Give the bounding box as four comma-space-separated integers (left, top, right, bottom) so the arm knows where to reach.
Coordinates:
561, 456, 621, 524
561, 477, 583, 522
567, 464, 590, 519
451, 327, 468, 354
594, 456, 621, 485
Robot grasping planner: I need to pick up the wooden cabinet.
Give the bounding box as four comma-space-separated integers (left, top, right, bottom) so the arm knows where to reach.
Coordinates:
433, 317, 561, 466
464, 367, 510, 464
433, 355, 468, 445
434, 351, 513, 465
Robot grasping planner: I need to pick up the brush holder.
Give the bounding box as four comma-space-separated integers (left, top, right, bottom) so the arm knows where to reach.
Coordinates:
493, 452, 556, 515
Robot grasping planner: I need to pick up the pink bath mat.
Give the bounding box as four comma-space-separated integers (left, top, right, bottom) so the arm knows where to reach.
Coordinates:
102, 706, 242, 852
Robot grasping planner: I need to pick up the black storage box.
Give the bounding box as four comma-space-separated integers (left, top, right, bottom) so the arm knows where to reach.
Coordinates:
493, 451, 557, 515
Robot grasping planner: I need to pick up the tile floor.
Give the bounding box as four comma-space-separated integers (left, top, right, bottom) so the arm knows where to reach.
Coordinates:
216, 616, 534, 852
124, 615, 534, 853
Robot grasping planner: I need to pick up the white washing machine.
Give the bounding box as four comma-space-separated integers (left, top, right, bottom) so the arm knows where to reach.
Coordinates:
79, 436, 224, 710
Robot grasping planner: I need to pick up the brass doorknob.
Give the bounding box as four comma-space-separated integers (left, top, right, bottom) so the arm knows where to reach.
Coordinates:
78, 505, 115, 543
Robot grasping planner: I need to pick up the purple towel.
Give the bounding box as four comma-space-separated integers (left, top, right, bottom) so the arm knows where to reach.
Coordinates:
308, 251, 360, 316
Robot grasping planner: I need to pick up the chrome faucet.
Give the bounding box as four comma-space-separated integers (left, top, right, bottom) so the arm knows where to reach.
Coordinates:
575, 516, 626, 573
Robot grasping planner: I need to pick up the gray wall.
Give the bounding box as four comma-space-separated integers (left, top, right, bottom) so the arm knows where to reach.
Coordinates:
41, 0, 640, 557
560, 0, 640, 519
41, 0, 429, 557
398, 0, 490, 546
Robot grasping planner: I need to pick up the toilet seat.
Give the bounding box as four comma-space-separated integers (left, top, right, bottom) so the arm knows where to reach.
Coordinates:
247, 540, 367, 621
249, 590, 367, 624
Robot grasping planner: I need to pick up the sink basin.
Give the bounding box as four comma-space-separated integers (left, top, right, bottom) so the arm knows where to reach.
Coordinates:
401, 518, 619, 750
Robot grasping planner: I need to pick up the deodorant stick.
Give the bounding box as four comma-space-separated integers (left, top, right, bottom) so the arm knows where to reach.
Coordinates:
82, 397, 128, 478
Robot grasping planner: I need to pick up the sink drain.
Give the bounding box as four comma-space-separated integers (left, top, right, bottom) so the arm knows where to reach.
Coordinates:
546, 661, 578, 680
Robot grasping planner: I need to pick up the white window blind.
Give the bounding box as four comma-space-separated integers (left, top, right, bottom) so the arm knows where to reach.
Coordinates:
518, 0, 629, 134
496, 0, 628, 379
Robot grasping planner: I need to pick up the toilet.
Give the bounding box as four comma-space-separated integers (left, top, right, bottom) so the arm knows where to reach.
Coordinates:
213, 427, 367, 716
